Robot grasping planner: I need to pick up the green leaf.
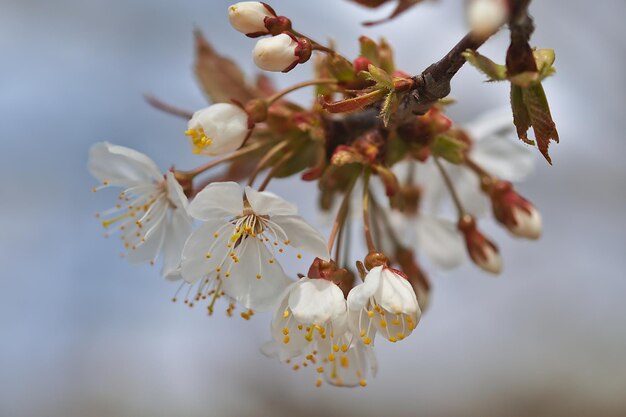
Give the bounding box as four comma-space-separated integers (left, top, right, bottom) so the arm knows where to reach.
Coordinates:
365, 64, 394, 90
380, 91, 398, 127
359, 36, 380, 66
463, 50, 508, 81
329, 55, 357, 83
431, 135, 468, 164
378, 38, 395, 74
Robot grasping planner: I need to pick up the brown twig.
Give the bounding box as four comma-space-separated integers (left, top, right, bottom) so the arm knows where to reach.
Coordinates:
144, 95, 193, 119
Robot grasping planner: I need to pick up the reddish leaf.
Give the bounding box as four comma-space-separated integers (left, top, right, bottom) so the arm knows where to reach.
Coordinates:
194, 30, 258, 104
523, 84, 559, 164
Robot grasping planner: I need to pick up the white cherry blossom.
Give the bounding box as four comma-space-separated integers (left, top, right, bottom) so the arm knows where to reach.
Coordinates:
468, 0, 509, 38
89, 142, 192, 279
347, 266, 420, 344
180, 182, 329, 311
262, 277, 378, 387
185, 103, 249, 156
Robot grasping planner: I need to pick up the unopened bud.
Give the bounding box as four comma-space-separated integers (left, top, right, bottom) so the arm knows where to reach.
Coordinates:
467, 0, 509, 38
253, 33, 311, 72
228, 2, 278, 37
353, 56, 372, 74
491, 181, 542, 240
458, 215, 502, 275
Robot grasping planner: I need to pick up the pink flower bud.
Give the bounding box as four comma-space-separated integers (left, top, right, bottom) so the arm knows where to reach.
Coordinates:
228, 2, 276, 37
491, 181, 542, 240
253, 33, 311, 72
458, 216, 502, 275
467, 0, 509, 38
353, 56, 372, 74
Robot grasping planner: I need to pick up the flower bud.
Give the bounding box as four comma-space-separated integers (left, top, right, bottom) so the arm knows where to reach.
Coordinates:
353, 56, 372, 74
228, 2, 277, 37
491, 181, 542, 240
458, 215, 502, 275
467, 0, 509, 38
185, 103, 249, 155
253, 33, 311, 72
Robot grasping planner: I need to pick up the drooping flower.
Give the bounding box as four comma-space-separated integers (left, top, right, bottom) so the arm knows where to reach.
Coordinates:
262, 277, 376, 387
180, 182, 329, 311
89, 142, 192, 278
252, 33, 311, 72
185, 103, 250, 155
347, 265, 420, 344
490, 180, 542, 239
228, 2, 276, 37
458, 215, 502, 274
395, 109, 535, 270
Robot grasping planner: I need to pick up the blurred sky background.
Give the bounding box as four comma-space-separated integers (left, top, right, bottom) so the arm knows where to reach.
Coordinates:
1, 0, 625, 416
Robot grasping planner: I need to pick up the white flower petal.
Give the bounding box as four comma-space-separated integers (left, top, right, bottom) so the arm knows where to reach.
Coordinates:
126, 208, 167, 264
89, 142, 162, 185
180, 219, 232, 284
189, 182, 244, 220
347, 267, 381, 311
470, 132, 535, 182
165, 171, 188, 211
375, 268, 419, 315
161, 208, 193, 279
415, 215, 465, 270
221, 238, 292, 311
270, 214, 329, 261
288, 278, 346, 326
244, 187, 297, 216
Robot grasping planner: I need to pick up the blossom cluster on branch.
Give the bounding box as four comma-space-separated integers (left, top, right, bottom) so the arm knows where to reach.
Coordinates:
89, 0, 558, 388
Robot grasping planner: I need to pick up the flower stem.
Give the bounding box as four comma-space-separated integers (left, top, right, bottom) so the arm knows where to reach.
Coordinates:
362, 168, 376, 252
181, 140, 269, 179
327, 173, 359, 253
247, 140, 291, 187
266, 78, 337, 105
433, 156, 466, 219
256, 142, 303, 192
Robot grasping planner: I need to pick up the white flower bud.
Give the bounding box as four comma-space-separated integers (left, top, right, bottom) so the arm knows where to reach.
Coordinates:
228, 2, 275, 36
185, 103, 249, 156
253, 33, 300, 72
477, 243, 502, 274
468, 0, 509, 38
510, 205, 543, 240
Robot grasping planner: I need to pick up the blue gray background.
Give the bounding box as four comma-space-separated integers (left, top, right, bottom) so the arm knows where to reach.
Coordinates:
1, 0, 625, 416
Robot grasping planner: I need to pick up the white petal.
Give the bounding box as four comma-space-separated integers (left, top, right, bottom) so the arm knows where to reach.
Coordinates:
161, 208, 193, 279
288, 278, 346, 326
270, 214, 329, 261
347, 267, 382, 311
188, 182, 243, 220
220, 238, 292, 311
165, 171, 188, 211
510, 205, 542, 240
188, 104, 249, 156
180, 219, 232, 284
228, 2, 273, 35
375, 269, 419, 315
455, 170, 490, 217
470, 132, 535, 182
476, 245, 503, 274
415, 216, 465, 270
244, 187, 297, 216
126, 207, 167, 263
89, 142, 162, 185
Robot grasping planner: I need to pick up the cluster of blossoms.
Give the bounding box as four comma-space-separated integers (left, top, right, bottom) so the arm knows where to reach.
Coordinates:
90, 0, 558, 387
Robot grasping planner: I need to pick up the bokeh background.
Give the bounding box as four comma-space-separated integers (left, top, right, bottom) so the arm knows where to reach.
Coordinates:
1, 0, 625, 416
